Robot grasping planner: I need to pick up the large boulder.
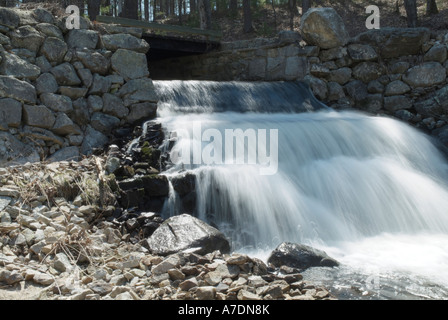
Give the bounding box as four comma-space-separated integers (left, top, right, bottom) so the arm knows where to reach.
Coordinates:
300, 8, 349, 49
267, 242, 339, 271
146, 213, 231, 256
353, 27, 430, 59
402, 62, 446, 88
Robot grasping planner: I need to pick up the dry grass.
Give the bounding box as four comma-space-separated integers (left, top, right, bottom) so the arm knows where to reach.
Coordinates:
6, 156, 115, 209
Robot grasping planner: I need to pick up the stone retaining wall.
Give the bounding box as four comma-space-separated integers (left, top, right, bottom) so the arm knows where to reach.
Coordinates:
0, 7, 158, 166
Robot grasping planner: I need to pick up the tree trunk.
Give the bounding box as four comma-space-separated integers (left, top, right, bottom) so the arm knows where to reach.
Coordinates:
122, 0, 138, 19
243, 0, 253, 33
404, 0, 418, 27
153, 0, 157, 20
88, 0, 101, 21
190, 0, 196, 13
302, 0, 311, 14
426, 0, 438, 15
169, 0, 174, 16
198, 0, 211, 30
144, 0, 149, 20
178, 0, 183, 24
230, 0, 238, 16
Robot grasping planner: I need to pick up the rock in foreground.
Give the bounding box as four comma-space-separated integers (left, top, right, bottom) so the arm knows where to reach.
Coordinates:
146, 214, 231, 256
268, 242, 339, 271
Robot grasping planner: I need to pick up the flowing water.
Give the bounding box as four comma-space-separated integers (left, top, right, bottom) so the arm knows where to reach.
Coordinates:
151, 80, 448, 299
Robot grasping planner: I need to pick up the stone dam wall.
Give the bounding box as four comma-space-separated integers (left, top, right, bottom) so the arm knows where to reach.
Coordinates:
2, 7, 448, 167
0, 7, 158, 166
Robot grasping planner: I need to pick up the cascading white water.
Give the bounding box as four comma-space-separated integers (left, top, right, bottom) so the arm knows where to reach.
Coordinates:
153, 80, 448, 299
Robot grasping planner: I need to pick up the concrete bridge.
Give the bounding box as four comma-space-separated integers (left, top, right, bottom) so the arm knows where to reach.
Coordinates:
95, 15, 221, 61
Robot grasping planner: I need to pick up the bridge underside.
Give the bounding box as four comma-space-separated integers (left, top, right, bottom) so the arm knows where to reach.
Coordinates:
143, 34, 220, 61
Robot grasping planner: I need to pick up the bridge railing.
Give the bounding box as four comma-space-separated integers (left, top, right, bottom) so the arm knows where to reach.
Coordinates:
95, 15, 222, 43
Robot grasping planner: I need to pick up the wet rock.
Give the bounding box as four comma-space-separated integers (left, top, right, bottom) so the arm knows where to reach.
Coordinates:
171, 173, 196, 196
141, 175, 169, 197
267, 242, 339, 271
126, 102, 157, 124
147, 214, 231, 256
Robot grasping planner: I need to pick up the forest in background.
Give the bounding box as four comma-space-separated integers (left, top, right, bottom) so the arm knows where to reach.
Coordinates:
1, 1, 447, 40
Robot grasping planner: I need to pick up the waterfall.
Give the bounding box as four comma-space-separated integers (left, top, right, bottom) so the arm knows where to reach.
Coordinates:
152, 80, 448, 298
